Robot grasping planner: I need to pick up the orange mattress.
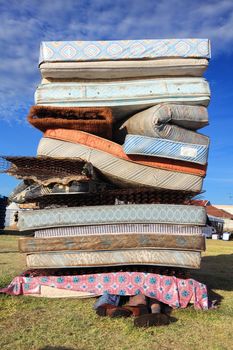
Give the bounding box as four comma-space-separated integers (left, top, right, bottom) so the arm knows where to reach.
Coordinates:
44, 129, 206, 177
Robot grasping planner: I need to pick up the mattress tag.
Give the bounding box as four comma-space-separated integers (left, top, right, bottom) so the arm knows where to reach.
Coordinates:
180, 147, 197, 158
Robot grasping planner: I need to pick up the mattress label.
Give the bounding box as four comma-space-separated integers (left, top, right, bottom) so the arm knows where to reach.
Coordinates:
180, 146, 197, 158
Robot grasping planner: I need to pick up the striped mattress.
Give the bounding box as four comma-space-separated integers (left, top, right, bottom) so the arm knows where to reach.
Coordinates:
35, 78, 210, 120
34, 223, 204, 238
124, 135, 209, 165
18, 204, 207, 231
26, 250, 201, 269
37, 137, 204, 192
39, 39, 211, 64
43, 129, 207, 177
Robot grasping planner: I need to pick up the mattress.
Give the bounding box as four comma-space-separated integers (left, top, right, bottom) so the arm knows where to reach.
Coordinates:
18, 204, 207, 231
35, 223, 204, 238
15, 187, 195, 207
27, 106, 113, 139
39, 39, 211, 64
2, 155, 94, 186
19, 234, 205, 253
26, 250, 201, 269
44, 129, 207, 177
124, 135, 209, 165
10, 181, 111, 204
121, 104, 209, 132
37, 137, 204, 192
40, 59, 209, 80
35, 78, 210, 119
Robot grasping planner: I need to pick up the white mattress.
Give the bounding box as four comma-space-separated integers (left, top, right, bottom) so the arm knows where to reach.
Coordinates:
40, 58, 209, 79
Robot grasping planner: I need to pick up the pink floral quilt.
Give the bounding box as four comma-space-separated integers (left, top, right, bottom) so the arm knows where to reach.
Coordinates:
0, 271, 208, 310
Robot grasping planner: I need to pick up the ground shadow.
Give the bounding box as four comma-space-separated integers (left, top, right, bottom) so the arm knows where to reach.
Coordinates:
0, 229, 34, 236
39, 347, 77, 350
190, 253, 233, 305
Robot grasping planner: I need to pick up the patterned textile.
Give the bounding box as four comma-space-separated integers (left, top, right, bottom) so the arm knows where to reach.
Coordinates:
26, 250, 201, 269
18, 204, 207, 231
0, 271, 208, 309
124, 135, 209, 165
43, 129, 207, 177
18, 234, 205, 253
35, 223, 204, 238
40, 58, 209, 80
37, 138, 204, 192
39, 39, 211, 64
27, 106, 113, 139
35, 78, 210, 119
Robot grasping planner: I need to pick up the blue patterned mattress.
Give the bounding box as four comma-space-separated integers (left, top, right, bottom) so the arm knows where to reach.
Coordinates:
18, 204, 207, 231
39, 39, 211, 64
124, 135, 209, 165
35, 78, 210, 119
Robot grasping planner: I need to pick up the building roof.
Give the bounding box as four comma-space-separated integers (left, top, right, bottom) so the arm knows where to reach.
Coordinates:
206, 206, 233, 220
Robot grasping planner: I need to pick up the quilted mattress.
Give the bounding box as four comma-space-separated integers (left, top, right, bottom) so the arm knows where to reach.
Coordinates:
35, 78, 210, 119
19, 234, 205, 253
18, 204, 207, 231
124, 135, 209, 165
39, 39, 211, 64
40, 59, 209, 80
34, 223, 204, 238
43, 129, 207, 177
26, 250, 201, 269
37, 137, 204, 192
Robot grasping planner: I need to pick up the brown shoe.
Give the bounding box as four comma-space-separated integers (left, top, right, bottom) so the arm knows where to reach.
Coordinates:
134, 313, 170, 328
96, 304, 131, 318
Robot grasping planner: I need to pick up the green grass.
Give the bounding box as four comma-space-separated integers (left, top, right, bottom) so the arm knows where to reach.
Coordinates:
0, 234, 233, 350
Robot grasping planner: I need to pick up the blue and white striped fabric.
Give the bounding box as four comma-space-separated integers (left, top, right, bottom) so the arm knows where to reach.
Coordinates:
124, 135, 209, 165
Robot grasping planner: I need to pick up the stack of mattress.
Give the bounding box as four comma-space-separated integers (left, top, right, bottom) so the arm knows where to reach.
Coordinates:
3, 39, 211, 303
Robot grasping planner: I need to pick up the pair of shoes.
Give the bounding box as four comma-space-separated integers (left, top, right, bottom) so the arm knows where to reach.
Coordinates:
134, 313, 170, 328
96, 303, 148, 318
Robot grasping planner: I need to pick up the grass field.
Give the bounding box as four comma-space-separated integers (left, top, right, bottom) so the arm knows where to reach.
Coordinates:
0, 234, 233, 350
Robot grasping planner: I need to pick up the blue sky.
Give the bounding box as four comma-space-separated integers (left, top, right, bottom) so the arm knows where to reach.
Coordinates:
0, 0, 232, 204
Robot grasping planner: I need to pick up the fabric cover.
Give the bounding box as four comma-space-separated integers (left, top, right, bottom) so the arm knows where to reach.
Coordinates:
40, 58, 209, 79
0, 271, 209, 309
28, 106, 112, 139
19, 234, 205, 253
34, 223, 204, 238
39, 39, 211, 64
26, 250, 201, 269
37, 137, 204, 192
35, 78, 210, 119
124, 135, 209, 165
18, 204, 207, 231
44, 129, 207, 177
121, 104, 208, 137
